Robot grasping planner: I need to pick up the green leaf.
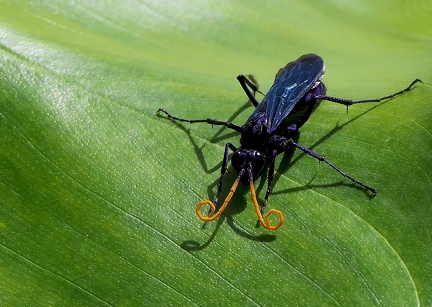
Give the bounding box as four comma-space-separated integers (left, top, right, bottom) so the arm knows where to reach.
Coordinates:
1, 1, 431, 305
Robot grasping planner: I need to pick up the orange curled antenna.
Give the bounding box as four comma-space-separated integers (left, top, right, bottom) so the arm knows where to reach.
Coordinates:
196, 171, 243, 222
249, 180, 284, 230
246, 166, 284, 230
196, 166, 284, 230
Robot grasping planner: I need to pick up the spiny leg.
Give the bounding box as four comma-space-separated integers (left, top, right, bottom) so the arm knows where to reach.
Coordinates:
157, 108, 242, 132
287, 140, 377, 194
316, 79, 423, 106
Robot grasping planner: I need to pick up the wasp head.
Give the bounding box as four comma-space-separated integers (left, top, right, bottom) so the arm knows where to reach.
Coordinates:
232, 149, 266, 184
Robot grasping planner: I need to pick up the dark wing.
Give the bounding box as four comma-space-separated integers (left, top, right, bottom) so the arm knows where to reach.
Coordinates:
247, 54, 325, 133
243, 94, 268, 128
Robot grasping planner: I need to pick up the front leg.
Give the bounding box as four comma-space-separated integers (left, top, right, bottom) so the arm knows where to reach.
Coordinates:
196, 142, 240, 221
261, 149, 278, 216
214, 142, 238, 206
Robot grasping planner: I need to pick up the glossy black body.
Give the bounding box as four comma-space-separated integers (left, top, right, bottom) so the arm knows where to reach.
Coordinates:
233, 54, 326, 184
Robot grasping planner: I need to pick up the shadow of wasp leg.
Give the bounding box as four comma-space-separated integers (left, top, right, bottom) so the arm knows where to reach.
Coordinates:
287, 140, 377, 194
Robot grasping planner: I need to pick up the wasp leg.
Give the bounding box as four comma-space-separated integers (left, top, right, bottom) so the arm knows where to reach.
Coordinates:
317, 79, 422, 106
237, 74, 262, 107
288, 140, 377, 195
157, 108, 242, 132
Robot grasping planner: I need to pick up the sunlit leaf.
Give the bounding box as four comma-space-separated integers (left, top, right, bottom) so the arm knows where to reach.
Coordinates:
1, 1, 431, 305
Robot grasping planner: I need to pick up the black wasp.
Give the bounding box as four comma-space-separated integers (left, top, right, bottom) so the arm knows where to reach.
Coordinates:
157, 54, 422, 230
